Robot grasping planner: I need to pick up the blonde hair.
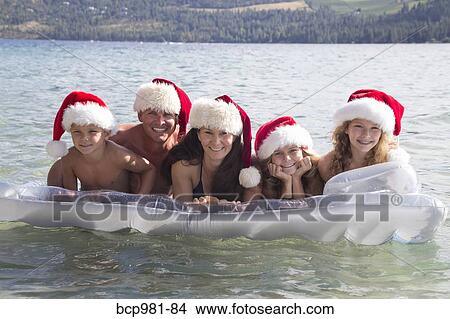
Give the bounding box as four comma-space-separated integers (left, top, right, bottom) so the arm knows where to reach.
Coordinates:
330, 120, 390, 177
256, 149, 324, 198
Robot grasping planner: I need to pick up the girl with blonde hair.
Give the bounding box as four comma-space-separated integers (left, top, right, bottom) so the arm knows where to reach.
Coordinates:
318, 89, 409, 182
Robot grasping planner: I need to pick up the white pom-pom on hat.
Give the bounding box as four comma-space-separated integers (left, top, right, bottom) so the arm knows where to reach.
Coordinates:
239, 166, 261, 188
46, 140, 68, 159
388, 147, 410, 163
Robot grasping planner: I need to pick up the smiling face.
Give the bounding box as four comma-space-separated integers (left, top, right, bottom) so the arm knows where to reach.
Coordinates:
270, 144, 303, 175
70, 124, 110, 155
138, 109, 177, 143
197, 128, 236, 162
345, 118, 382, 154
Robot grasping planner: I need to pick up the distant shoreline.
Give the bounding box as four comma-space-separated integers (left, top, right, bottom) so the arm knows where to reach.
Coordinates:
1, 37, 448, 44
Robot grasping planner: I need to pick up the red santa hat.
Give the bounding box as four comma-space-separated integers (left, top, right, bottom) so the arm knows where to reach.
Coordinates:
334, 89, 405, 136
189, 95, 252, 168
254, 116, 313, 160
239, 116, 313, 188
133, 78, 192, 137
46, 91, 116, 159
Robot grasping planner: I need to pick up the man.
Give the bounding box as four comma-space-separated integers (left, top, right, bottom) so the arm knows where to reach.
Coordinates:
47, 78, 191, 194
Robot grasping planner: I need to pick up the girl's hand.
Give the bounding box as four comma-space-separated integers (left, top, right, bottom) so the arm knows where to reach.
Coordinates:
193, 196, 220, 205
193, 196, 210, 205
293, 156, 312, 177
268, 163, 292, 182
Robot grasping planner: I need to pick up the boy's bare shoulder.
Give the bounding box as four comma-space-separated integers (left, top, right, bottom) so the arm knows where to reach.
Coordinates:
61, 147, 80, 164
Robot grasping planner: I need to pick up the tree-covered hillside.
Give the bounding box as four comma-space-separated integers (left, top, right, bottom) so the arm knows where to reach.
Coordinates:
0, 0, 448, 43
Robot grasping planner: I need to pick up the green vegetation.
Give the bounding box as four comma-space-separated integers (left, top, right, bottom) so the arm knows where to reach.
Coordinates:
175, 0, 304, 9
306, 0, 429, 15
0, 0, 448, 43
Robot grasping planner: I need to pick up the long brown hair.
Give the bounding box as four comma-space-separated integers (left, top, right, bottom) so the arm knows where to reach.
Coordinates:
162, 128, 243, 201
256, 149, 323, 198
330, 120, 389, 177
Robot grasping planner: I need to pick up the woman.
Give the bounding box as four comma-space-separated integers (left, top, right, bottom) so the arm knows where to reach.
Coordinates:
162, 95, 252, 203
239, 116, 324, 201
318, 89, 410, 182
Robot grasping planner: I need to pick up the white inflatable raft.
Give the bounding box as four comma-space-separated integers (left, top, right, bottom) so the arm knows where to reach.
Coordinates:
0, 162, 447, 245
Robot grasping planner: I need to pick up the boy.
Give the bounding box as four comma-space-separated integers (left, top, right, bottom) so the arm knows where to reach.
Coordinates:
46, 91, 155, 193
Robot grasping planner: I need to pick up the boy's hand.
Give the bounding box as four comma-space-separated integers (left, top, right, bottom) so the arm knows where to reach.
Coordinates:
293, 156, 312, 177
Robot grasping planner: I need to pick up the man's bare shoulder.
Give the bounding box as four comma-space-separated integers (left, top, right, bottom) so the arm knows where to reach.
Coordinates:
110, 123, 141, 143
119, 123, 138, 131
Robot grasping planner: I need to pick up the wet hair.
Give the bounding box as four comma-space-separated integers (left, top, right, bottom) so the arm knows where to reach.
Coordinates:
329, 120, 389, 177
255, 148, 324, 198
162, 128, 243, 201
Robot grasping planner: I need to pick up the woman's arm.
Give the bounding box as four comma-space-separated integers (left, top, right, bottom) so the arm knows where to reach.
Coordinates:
171, 160, 195, 203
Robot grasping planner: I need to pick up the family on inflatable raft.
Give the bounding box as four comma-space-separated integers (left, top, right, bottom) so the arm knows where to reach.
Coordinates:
0, 78, 447, 244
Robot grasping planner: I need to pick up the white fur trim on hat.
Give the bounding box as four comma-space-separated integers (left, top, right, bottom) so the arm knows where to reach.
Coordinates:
388, 147, 410, 163
333, 97, 395, 134
189, 98, 243, 135
257, 125, 313, 160
62, 102, 116, 132
46, 140, 68, 159
133, 82, 180, 114
239, 166, 261, 188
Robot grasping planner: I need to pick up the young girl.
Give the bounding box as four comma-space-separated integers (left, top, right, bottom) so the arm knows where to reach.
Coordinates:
318, 89, 409, 182
239, 116, 324, 201
162, 95, 252, 203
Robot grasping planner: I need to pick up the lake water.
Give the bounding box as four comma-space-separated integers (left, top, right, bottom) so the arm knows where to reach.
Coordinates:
0, 39, 449, 298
